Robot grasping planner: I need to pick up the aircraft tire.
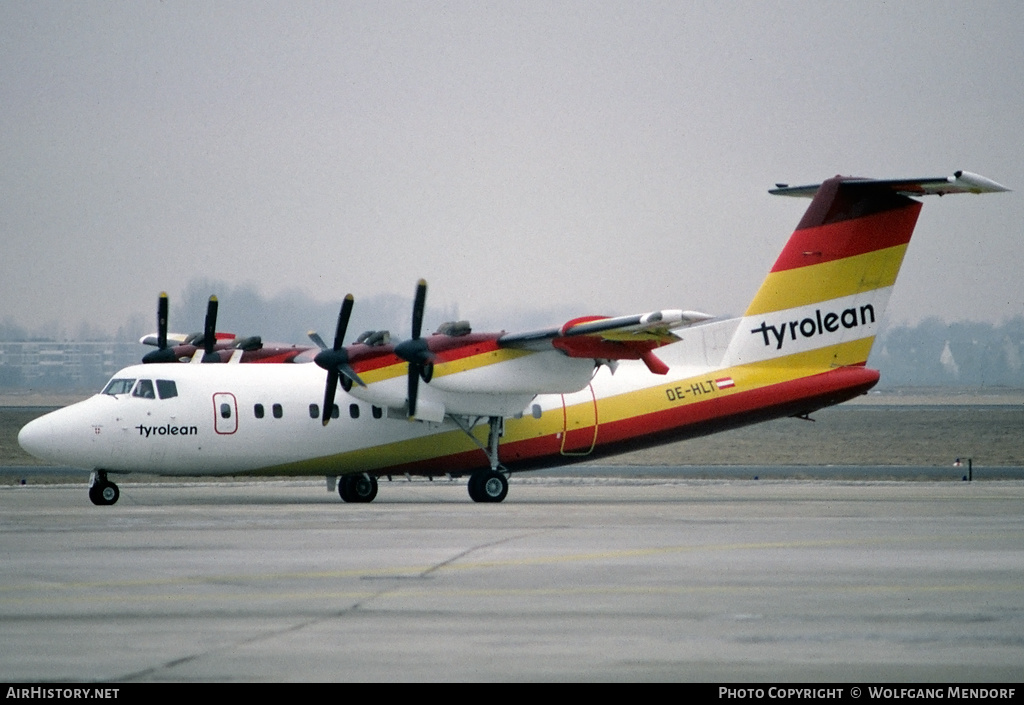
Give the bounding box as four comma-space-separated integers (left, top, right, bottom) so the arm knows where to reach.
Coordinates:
467, 473, 482, 502
339, 473, 378, 503
89, 481, 120, 506
468, 469, 507, 503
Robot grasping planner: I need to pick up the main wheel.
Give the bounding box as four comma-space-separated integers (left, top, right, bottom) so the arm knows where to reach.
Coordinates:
89, 481, 120, 506
339, 473, 378, 503
468, 469, 507, 503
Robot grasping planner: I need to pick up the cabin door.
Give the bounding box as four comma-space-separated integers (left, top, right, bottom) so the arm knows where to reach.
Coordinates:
560, 384, 598, 456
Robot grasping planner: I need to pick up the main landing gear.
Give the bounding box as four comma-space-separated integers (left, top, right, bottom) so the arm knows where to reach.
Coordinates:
339, 473, 378, 503
334, 416, 511, 504
88, 470, 120, 506
467, 468, 508, 503
453, 415, 510, 503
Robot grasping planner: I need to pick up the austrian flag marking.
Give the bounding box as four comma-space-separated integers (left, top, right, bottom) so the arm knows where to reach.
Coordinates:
715, 377, 735, 389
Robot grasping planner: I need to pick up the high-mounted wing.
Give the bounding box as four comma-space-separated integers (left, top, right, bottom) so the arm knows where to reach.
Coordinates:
499, 309, 713, 375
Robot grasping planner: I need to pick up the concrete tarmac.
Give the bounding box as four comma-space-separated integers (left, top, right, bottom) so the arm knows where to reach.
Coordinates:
1, 476, 1023, 682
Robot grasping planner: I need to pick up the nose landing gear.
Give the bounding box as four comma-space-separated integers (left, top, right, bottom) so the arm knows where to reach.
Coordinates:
88, 470, 120, 506
339, 473, 378, 503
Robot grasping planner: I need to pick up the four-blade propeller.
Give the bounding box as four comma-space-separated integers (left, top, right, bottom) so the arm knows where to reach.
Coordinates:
313, 295, 366, 426
315, 281, 436, 425
393, 279, 435, 420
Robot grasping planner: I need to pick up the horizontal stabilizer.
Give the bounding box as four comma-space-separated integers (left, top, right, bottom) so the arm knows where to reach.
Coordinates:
770, 170, 1009, 198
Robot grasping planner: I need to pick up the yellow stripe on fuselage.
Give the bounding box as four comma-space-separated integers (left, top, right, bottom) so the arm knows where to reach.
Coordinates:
583, 336, 875, 430
257, 337, 876, 477
745, 244, 908, 317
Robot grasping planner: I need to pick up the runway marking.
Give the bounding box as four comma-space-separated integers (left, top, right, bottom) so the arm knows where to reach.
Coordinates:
0, 533, 1019, 606
1, 582, 1022, 610
2, 538, 843, 592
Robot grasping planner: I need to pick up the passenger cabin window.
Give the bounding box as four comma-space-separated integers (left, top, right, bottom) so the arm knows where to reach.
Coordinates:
372, 405, 383, 419
254, 404, 265, 419
220, 403, 232, 419
272, 403, 283, 419
349, 403, 360, 419
332, 404, 339, 419
132, 379, 156, 399
156, 380, 177, 399
102, 378, 136, 396
309, 403, 319, 419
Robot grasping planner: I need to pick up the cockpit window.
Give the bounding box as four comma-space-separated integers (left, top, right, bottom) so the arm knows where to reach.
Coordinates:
132, 379, 156, 399
102, 378, 136, 396
156, 380, 178, 399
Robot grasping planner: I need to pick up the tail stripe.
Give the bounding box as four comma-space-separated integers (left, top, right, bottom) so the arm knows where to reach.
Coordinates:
743, 179, 924, 321
744, 244, 908, 318
767, 205, 920, 274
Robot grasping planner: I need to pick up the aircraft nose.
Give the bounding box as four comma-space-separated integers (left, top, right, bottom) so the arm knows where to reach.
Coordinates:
18, 414, 57, 461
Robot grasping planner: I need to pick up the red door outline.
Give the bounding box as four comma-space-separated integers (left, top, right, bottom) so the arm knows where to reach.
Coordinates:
213, 393, 238, 435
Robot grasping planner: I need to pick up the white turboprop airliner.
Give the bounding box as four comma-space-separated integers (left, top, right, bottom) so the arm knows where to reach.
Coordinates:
18, 170, 1008, 505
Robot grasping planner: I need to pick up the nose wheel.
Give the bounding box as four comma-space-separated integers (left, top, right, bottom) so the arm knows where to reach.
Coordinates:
88, 471, 120, 506
339, 473, 378, 503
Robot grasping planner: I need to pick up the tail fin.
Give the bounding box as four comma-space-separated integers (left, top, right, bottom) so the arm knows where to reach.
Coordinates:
723, 171, 1008, 369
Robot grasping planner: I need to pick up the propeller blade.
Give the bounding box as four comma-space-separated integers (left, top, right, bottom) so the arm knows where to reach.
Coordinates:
157, 292, 169, 350
333, 294, 355, 350
407, 364, 419, 420
202, 296, 219, 361
307, 330, 328, 350
338, 363, 363, 389
322, 369, 339, 426
411, 279, 427, 340
142, 292, 177, 363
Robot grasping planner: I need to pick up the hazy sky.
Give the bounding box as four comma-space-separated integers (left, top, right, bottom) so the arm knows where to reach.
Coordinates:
2, 1, 1021, 339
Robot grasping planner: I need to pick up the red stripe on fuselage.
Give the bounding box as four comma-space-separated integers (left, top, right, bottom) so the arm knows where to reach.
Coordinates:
363, 365, 880, 478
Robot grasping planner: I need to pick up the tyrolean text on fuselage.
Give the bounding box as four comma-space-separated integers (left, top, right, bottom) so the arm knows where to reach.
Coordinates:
135, 424, 198, 438
751, 304, 875, 350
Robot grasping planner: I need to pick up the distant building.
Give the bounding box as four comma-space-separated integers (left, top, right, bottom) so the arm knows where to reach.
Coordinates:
0, 342, 141, 391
